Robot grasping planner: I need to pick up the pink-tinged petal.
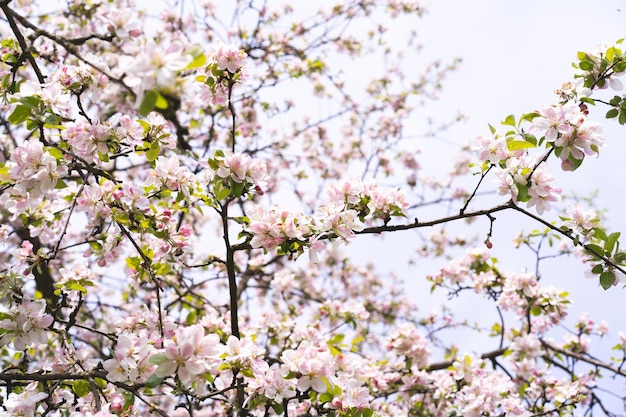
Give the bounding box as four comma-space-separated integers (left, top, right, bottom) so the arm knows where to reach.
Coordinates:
310, 377, 328, 393
296, 376, 312, 392
165, 341, 180, 359
180, 340, 194, 359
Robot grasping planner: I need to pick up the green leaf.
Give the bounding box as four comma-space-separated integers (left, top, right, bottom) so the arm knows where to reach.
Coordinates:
122, 391, 135, 408
137, 119, 150, 131
230, 178, 246, 197
580, 97, 595, 105
207, 158, 220, 170
19, 95, 42, 109
153, 262, 171, 276
216, 187, 231, 200
183, 47, 207, 70
89, 241, 102, 251
145, 373, 164, 388
507, 140, 536, 151
567, 154, 584, 171
614, 252, 626, 264
149, 353, 167, 365
515, 183, 530, 202
520, 112, 541, 122
319, 392, 334, 403
8, 105, 31, 125
126, 256, 141, 270
271, 402, 284, 415
55, 179, 68, 189
46, 147, 64, 159
44, 113, 62, 127
328, 333, 345, 345
146, 141, 160, 162
579, 60, 593, 71
593, 228, 608, 241
586, 244, 605, 258
501, 114, 515, 126
98, 151, 110, 162
619, 109, 626, 125
328, 344, 341, 356
606, 46, 617, 62
94, 377, 107, 389
186, 310, 197, 325
154, 92, 168, 110
116, 211, 130, 224
606, 108, 619, 119
600, 271, 616, 290
605, 232, 621, 253
522, 133, 537, 145
72, 380, 91, 398
139, 90, 158, 116
68, 282, 87, 294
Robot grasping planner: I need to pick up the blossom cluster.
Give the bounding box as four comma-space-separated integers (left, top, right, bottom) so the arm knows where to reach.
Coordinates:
531, 101, 604, 170
207, 150, 268, 199
102, 327, 374, 415
5, 139, 67, 198
0, 382, 48, 417
62, 115, 146, 164
562, 204, 599, 241
431, 247, 571, 330
0, 297, 53, 351
386, 323, 430, 368
197, 42, 249, 105
474, 80, 606, 216
245, 179, 408, 260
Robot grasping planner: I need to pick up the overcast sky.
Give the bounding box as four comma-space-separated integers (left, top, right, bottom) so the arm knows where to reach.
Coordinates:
415, 0, 626, 260
379, 0, 626, 360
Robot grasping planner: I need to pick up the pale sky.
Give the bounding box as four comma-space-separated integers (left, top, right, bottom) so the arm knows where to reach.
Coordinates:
415, 0, 626, 276
376, 0, 626, 379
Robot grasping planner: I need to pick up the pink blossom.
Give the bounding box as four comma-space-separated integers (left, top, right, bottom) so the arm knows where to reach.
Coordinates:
563, 204, 597, 239
40, 82, 72, 117
531, 104, 569, 142
102, 7, 142, 39
154, 325, 222, 385
474, 134, 509, 164
213, 42, 247, 73
281, 341, 334, 393
526, 164, 561, 214
2, 382, 48, 417
386, 323, 430, 368
103, 331, 156, 383
8, 139, 67, 197
259, 364, 297, 402
147, 155, 194, 192
0, 297, 53, 350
